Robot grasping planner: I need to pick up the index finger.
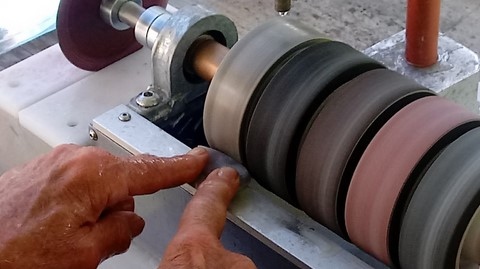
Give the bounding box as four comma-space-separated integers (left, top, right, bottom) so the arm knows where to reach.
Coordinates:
177, 167, 240, 238
119, 147, 209, 195
93, 147, 209, 209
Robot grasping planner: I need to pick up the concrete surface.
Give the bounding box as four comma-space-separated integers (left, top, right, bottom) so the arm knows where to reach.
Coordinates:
171, 0, 480, 54
0, 0, 478, 70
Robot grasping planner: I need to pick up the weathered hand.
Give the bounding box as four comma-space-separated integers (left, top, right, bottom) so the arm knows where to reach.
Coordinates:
0, 144, 208, 269
159, 167, 256, 269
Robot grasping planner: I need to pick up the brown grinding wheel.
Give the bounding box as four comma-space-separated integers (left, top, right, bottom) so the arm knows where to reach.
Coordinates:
344, 96, 480, 265
57, 0, 167, 71
399, 127, 480, 269
244, 41, 383, 202
295, 69, 433, 237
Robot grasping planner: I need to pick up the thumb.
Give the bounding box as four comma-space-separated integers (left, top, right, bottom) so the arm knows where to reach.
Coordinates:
87, 211, 145, 262
177, 167, 240, 238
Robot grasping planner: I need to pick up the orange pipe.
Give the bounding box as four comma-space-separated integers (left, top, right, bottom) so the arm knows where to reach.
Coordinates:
405, 0, 441, 67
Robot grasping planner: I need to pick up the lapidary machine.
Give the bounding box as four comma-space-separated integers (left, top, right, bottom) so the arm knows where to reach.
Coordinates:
1, 0, 479, 268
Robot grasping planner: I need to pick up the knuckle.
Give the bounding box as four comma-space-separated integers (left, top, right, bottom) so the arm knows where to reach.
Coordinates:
62, 146, 114, 176
76, 146, 112, 161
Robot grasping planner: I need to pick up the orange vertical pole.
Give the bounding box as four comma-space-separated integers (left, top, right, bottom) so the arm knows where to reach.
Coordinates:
405, 0, 441, 67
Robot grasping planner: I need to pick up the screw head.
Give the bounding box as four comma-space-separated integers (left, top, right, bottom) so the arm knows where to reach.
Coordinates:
89, 128, 98, 141
136, 90, 160, 108
118, 112, 132, 122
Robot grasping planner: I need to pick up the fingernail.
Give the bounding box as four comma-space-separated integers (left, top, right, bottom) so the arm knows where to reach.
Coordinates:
217, 167, 239, 179
188, 147, 207, 156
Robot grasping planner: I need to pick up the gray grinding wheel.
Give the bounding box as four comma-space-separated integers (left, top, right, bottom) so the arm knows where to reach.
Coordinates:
204, 18, 328, 162
295, 69, 432, 237
399, 127, 480, 269
245, 41, 383, 202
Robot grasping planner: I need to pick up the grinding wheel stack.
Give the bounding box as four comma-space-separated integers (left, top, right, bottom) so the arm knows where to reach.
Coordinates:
204, 19, 480, 269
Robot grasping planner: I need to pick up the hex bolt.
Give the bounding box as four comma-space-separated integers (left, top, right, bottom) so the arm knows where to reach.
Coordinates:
136, 89, 161, 108
118, 112, 132, 121
89, 128, 99, 141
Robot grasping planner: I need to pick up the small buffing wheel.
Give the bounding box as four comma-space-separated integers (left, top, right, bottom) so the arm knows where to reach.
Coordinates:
57, 0, 167, 71
399, 127, 480, 269
345, 96, 480, 265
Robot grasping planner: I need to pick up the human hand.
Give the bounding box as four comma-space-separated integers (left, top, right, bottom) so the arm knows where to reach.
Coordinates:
158, 167, 256, 269
0, 144, 208, 269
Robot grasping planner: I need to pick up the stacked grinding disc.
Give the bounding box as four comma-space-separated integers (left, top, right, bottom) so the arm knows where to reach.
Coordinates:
204, 18, 480, 269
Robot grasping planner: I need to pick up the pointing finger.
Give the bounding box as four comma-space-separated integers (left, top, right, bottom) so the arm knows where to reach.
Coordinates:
121, 147, 209, 195
96, 147, 209, 208
62, 146, 208, 218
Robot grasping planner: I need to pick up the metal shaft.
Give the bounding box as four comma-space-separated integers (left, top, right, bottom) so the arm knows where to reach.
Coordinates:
118, 1, 145, 28
192, 38, 230, 81
405, 0, 441, 67
103, 0, 228, 81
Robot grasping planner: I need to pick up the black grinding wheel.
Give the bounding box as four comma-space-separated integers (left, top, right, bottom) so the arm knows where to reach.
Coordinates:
244, 41, 384, 202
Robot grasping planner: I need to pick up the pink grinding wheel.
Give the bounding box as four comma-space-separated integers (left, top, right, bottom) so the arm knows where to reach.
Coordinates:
344, 96, 480, 265
295, 69, 431, 237
57, 0, 168, 71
